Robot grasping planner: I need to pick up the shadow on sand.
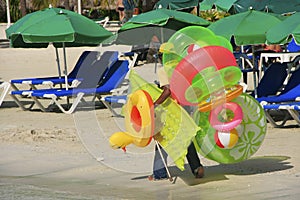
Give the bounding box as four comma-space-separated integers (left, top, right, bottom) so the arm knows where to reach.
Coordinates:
132, 155, 293, 186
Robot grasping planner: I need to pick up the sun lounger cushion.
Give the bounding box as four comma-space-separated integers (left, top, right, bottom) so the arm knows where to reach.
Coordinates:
254, 62, 288, 98
257, 83, 300, 103
30, 60, 129, 98
10, 51, 94, 86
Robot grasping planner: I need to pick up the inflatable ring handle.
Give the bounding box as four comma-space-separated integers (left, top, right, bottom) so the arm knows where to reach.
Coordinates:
198, 85, 243, 113
209, 102, 243, 132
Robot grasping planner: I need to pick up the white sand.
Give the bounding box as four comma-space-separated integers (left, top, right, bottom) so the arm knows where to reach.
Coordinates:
1, 30, 300, 199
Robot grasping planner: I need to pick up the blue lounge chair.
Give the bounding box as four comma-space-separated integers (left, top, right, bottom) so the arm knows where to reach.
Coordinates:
256, 65, 300, 127
252, 62, 288, 98
257, 83, 300, 104
260, 102, 300, 127
10, 51, 115, 90
10, 51, 119, 108
10, 51, 129, 114
256, 66, 300, 103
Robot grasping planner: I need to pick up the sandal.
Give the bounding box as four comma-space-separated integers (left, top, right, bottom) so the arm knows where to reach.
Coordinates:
148, 174, 168, 181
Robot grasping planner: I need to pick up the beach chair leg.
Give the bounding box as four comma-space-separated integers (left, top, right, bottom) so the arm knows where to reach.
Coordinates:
101, 100, 124, 117
264, 110, 289, 128
287, 109, 300, 126
10, 83, 19, 91
253, 71, 257, 98
49, 93, 84, 114
31, 96, 48, 112
10, 93, 35, 110
154, 140, 173, 182
0, 82, 10, 106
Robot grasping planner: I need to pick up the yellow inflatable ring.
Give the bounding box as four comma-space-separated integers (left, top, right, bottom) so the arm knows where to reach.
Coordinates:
198, 85, 243, 113
123, 89, 154, 147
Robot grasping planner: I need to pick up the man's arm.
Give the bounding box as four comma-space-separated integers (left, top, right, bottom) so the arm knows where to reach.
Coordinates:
154, 84, 171, 105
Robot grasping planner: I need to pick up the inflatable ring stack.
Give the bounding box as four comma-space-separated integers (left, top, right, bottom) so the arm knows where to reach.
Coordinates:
160, 26, 267, 164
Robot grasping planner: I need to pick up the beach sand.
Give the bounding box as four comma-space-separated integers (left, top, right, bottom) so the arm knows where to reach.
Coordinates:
1, 31, 300, 199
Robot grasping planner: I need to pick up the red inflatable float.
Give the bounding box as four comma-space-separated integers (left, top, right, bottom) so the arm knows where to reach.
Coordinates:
169, 45, 238, 106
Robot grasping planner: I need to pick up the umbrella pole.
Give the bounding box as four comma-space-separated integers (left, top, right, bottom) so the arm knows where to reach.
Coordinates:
251, 45, 258, 97
62, 42, 70, 107
55, 47, 63, 88
5, 0, 11, 27
160, 28, 164, 44
154, 28, 164, 73
62, 42, 68, 91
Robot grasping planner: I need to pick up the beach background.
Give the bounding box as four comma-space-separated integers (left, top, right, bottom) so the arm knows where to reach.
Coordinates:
1, 23, 300, 199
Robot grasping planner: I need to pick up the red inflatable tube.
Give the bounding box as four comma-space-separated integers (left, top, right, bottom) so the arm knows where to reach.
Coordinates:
170, 46, 237, 106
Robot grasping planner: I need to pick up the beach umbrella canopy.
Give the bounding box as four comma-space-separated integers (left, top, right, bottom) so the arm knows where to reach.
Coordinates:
208, 9, 282, 45
200, 0, 300, 14
200, 0, 238, 12
5, 7, 113, 88
230, 0, 300, 14
116, 8, 211, 45
266, 12, 300, 45
5, 7, 113, 48
154, 0, 199, 11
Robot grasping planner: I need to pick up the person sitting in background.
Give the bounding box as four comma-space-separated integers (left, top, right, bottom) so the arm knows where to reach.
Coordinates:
254, 44, 282, 68
262, 44, 282, 53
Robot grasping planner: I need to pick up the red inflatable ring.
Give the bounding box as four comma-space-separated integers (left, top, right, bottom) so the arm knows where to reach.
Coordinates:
170, 45, 237, 106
